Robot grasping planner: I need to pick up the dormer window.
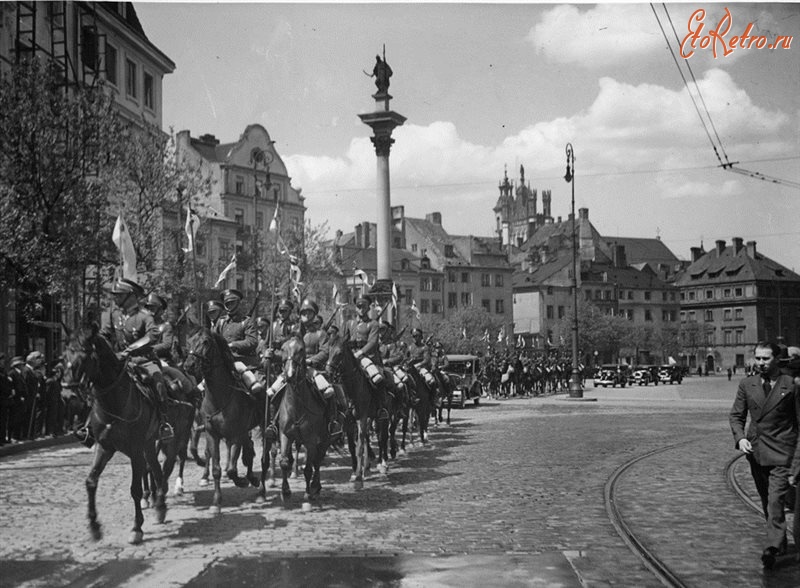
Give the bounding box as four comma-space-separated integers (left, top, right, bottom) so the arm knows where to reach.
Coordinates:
421, 256, 430, 270
444, 244, 454, 258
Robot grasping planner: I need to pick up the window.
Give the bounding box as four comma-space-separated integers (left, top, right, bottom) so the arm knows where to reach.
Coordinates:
195, 236, 205, 257
81, 27, 99, 72
688, 311, 696, 322
481, 273, 491, 287
420, 278, 431, 292
705, 309, 714, 322
482, 299, 490, 311
723, 309, 732, 321
461, 272, 470, 283
724, 330, 732, 345
619, 289, 625, 299
627, 291, 633, 300
680, 311, 686, 323
256, 212, 264, 229
735, 330, 744, 344
421, 300, 429, 314
644, 291, 652, 301
495, 299, 505, 314
645, 310, 653, 321
595, 290, 601, 300
495, 274, 504, 287
662, 310, 671, 321
546, 305, 554, 319
448, 293, 457, 308
234, 208, 244, 226
432, 300, 442, 314
735, 287, 743, 297
235, 176, 244, 194
106, 43, 118, 85
219, 239, 230, 261
735, 308, 743, 320
444, 245, 454, 258
411, 244, 417, 253
689, 291, 696, 301
584, 291, 591, 301
662, 291, 668, 301
460, 292, 471, 305
603, 290, 611, 300
706, 289, 714, 299
405, 289, 413, 303
724, 288, 732, 298
432, 278, 441, 292
125, 58, 137, 98
626, 309, 634, 320
557, 305, 565, 319
547, 286, 554, 295
144, 72, 154, 110
448, 271, 456, 283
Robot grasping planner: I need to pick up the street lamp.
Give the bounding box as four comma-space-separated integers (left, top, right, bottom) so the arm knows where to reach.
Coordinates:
564, 143, 583, 398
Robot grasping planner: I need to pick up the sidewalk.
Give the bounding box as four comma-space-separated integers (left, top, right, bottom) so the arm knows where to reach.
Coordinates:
0, 433, 77, 459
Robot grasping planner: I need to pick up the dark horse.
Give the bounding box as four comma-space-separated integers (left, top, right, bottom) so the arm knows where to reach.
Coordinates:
182, 328, 267, 513
405, 364, 434, 445
61, 323, 166, 545
434, 370, 454, 425
275, 335, 329, 504
328, 343, 390, 488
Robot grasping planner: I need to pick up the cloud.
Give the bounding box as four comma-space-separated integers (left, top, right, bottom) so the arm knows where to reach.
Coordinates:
528, 4, 663, 67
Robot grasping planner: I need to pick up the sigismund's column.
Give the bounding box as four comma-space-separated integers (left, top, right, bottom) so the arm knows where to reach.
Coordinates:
358, 52, 406, 307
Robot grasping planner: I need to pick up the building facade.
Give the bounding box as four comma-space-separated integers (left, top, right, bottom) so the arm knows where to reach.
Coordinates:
675, 238, 800, 372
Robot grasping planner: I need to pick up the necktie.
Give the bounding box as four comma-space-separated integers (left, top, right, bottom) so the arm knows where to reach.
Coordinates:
763, 379, 772, 396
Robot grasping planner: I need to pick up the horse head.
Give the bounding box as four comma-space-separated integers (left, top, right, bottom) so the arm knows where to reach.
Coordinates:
184, 327, 233, 382
61, 322, 113, 391
281, 336, 307, 385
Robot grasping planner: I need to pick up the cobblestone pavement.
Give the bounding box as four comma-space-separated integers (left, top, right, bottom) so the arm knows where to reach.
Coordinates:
1, 376, 800, 586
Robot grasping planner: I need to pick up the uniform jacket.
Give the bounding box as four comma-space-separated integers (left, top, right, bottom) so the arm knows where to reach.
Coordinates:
380, 341, 404, 368
406, 341, 431, 369
152, 319, 175, 360
100, 308, 159, 356
304, 328, 329, 369
270, 317, 296, 352
216, 312, 257, 362
345, 317, 379, 360
729, 373, 800, 467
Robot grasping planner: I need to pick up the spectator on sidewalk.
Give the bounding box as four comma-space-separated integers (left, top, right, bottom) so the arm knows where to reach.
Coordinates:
9, 357, 30, 441
25, 351, 46, 438
730, 341, 800, 568
0, 354, 12, 445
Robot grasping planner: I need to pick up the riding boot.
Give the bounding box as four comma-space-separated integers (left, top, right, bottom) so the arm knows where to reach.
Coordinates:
155, 382, 174, 442
327, 397, 343, 443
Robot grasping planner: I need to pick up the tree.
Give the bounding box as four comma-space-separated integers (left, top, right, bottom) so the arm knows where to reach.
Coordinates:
0, 60, 121, 311
425, 306, 500, 354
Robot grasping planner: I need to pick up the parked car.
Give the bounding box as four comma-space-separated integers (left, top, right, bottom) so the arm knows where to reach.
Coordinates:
444, 354, 482, 408
658, 365, 683, 384
593, 364, 630, 387
631, 365, 660, 386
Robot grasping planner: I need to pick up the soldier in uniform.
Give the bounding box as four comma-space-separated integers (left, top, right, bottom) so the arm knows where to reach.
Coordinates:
86, 278, 173, 443
406, 328, 437, 405
206, 299, 225, 329
216, 289, 262, 395
263, 298, 296, 394
345, 294, 390, 421
143, 293, 175, 363
378, 321, 411, 406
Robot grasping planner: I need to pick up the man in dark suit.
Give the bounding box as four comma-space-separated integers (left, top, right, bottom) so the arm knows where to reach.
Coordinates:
730, 341, 800, 568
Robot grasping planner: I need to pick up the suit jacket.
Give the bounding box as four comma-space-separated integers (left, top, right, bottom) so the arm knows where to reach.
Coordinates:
729, 373, 800, 467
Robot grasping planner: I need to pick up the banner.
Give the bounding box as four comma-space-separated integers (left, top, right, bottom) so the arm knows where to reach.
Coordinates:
214, 255, 237, 289
182, 207, 200, 253
111, 215, 137, 281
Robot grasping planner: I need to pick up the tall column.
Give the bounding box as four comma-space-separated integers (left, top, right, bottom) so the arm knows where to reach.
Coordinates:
358, 53, 406, 308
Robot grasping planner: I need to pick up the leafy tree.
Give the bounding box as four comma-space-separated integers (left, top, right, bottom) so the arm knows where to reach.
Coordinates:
0, 59, 121, 311
424, 306, 500, 354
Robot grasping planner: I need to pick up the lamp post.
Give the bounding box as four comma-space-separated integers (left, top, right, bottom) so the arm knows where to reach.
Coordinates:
250, 146, 273, 317
564, 143, 584, 398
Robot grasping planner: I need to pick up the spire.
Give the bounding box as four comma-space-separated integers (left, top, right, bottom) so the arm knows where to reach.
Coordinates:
520, 164, 525, 184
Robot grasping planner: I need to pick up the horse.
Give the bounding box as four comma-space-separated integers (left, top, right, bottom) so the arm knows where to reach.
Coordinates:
274, 335, 329, 504
404, 364, 434, 445
182, 328, 267, 513
60, 323, 167, 545
434, 370, 454, 425
328, 343, 390, 488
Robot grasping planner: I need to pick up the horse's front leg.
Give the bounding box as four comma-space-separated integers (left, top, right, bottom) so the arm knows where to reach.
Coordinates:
210, 434, 223, 514
226, 441, 249, 488
129, 450, 147, 544
302, 446, 322, 502
256, 431, 271, 503
86, 444, 114, 541
241, 434, 260, 488
144, 442, 167, 525
279, 434, 293, 501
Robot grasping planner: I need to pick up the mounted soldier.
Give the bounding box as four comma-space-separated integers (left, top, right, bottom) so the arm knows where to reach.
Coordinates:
378, 321, 411, 405
216, 289, 263, 395
83, 278, 173, 444
344, 294, 390, 421
406, 327, 437, 404
263, 298, 297, 398
206, 299, 225, 329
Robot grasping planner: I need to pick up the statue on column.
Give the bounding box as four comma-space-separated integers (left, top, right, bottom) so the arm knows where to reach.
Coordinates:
368, 54, 392, 95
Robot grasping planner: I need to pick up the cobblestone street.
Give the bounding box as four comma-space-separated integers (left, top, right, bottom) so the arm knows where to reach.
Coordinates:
2, 376, 800, 586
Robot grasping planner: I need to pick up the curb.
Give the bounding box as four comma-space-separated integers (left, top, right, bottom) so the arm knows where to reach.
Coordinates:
0, 434, 78, 459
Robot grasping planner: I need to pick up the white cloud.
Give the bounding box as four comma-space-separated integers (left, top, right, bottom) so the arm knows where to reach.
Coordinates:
528, 4, 662, 67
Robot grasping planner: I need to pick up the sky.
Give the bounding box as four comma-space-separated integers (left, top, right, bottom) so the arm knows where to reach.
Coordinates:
135, 2, 800, 270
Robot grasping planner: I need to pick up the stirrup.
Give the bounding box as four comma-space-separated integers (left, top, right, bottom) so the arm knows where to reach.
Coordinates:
74, 427, 95, 448
263, 424, 278, 443
159, 422, 174, 442
328, 420, 343, 440
377, 408, 389, 421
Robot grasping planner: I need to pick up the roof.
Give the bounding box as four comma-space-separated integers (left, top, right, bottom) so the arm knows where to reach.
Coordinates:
512, 256, 573, 289
404, 217, 472, 269
603, 237, 680, 266
675, 243, 800, 286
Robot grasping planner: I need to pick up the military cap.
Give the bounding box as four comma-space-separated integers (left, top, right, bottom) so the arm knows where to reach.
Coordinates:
412, 327, 423, 337
206, 300, 225, 313
143, 293, 167, 311
354, 294, 373, 306
326, 323, 339, 332
312, 315, 324, 326
111, 278, 145, 299
299, 299, 319, 315
11, 356, 26, 368
26, 351, 44, 365
221, 289, 244, 302
379, 320, 394, 330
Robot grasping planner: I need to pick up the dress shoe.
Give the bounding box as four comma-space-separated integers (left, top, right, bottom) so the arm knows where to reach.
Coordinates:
762, 546, 779, 569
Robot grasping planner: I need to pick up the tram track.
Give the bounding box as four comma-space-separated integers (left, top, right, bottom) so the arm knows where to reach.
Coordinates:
724, 452, 763, 516
604, 438, 707, 588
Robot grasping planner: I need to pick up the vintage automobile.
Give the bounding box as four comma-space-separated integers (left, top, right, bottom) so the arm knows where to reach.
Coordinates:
630, 365, 660, 386
593, 364, 630, 387
444, 354, 482, 408
658, 364, 684, 384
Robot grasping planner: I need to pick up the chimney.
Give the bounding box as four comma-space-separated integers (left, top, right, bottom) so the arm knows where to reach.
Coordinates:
355, 223, 363, 248
425, 212, 442, 226
578, 207, 589, 220
746, 240, 757, 258
732, 237, 743, 254
557, 216, 562, 223
198, 133, 219, 145
715, 239, 726, 257
364, 223, 371, 248
613, 245, 627, 268
539, 249, 547, 264
690, 246, 704, 263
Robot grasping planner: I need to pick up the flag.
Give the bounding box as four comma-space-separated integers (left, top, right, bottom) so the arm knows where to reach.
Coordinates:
354, 268, 369, 285
182, 207, 200, 253
276, 233, 289, 256
481, 329, 490, 342
461, 327, 467, 340
112, 214, 137, 281
289, 256, 302, 286
517, 334, 526, 348
269, 201, 280, 232
497, 325, 505, 343
411, 299, 420, 319
214, 255, 237, 289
